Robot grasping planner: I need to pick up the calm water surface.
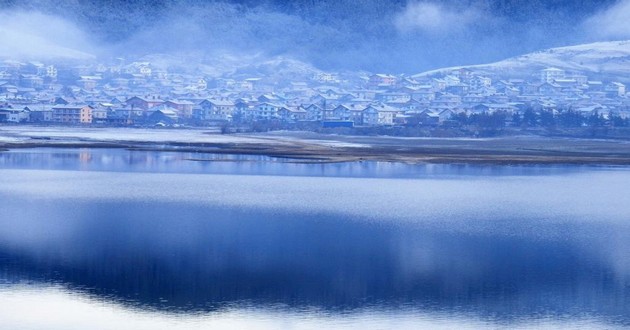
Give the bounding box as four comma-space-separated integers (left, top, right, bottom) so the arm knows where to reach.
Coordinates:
0, 148, 629, 329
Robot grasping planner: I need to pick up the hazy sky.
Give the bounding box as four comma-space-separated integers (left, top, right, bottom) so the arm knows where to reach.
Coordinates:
0, 0, 629, 72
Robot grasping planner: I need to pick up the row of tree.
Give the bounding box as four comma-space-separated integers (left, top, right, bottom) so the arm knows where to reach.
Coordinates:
450, 109, 630, 129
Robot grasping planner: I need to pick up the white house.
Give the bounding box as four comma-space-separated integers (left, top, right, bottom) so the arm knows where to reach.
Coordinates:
362, 103, 399, 126
540, 68, 565, 83
255, 102, 284, 120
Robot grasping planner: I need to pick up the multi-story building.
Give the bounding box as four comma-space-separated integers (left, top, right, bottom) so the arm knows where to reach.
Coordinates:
52, 105, 93, 124
198, 99, 236, 121
540, 68, 565, 83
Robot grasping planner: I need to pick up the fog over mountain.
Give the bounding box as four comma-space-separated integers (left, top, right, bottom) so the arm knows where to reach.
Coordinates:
1, 0, 630, 72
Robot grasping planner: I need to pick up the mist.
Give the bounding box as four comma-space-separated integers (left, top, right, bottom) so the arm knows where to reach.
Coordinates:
0, 0, 625, 72
0, 11, 98, 60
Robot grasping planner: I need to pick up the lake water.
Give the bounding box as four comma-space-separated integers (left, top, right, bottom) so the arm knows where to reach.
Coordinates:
0, 148, 629, 329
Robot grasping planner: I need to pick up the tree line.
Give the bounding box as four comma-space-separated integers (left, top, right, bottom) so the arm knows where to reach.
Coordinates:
450, 108, 630, 129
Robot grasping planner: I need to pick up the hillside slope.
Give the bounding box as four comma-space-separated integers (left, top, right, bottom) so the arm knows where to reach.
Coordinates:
415, 40, 630, 82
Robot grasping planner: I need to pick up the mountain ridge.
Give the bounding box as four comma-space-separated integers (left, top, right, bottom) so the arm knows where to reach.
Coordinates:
413, 40, 630, 82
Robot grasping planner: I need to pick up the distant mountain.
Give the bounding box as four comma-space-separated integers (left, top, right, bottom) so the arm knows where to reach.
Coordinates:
137, 52, 326, 81
415, 40, 630, 82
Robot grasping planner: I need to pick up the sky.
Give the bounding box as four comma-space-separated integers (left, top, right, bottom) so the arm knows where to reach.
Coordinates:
0, 0, 630, 73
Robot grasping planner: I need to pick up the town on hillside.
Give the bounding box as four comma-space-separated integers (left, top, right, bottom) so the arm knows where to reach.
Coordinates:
0, 59, 629, 133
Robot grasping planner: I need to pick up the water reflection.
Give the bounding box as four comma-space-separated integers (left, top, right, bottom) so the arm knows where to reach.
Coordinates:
0, 150, 629, 328
0, 148, 604, 177
1, 202, 627, 316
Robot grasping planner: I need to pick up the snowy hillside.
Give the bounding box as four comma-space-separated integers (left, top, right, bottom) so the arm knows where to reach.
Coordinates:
415, 40, 630, 81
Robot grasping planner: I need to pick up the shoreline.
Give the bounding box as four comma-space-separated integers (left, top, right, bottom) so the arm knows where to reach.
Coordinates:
2, 126, 630, 165
3, 140, 630, 166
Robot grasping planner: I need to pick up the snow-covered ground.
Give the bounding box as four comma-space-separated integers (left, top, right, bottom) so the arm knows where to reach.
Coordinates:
0, 126, 369, 148
0, 126, 278, 145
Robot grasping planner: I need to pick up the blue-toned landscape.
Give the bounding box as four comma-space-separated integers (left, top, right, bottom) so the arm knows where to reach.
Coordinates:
3, 0, 630, 328
0, 148, 629, 329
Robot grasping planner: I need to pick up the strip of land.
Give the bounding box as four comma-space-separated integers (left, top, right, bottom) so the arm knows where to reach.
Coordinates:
1, 126, 630, 165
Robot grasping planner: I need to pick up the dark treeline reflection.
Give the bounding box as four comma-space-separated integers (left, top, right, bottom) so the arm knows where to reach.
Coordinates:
0, 197, 628, 324
0, 148, 592, 178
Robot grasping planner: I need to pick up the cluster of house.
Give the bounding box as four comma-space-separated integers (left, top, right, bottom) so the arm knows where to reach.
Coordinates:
0, 58, 629, 128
